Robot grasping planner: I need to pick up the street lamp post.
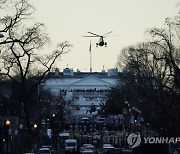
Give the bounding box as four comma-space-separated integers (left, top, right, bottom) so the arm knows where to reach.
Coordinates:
124, 101, 130, 131
19, 123, 23, 153
33, 123, 38, 151
5, 119, 11, 154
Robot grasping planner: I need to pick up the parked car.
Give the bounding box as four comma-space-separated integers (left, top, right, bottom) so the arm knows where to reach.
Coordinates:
59, 132, 70, 140
80, 144, 95, 153
65, 139, 78, 153
97, 118, 106, 124
38, 148, 52, 154
81, 117, 89, 123
41, 145, 53, 153
59, 132, 70, 147
99, 144, 115, 154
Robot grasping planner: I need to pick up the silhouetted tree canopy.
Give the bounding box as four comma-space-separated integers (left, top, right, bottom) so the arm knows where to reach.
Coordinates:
113, 16, 180, 136
0, 0, 71, 127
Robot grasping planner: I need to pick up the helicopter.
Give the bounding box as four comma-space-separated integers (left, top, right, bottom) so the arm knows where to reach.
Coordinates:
83, 31, 113, 47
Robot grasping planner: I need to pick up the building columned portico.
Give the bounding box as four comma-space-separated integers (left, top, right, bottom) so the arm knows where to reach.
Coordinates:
42, 68, 119, 116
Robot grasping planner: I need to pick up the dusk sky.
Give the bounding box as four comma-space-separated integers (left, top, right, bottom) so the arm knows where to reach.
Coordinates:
31, 0, 179, 72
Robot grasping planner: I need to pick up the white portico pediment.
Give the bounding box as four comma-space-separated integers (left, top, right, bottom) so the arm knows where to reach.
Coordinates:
71, 75, 112, 86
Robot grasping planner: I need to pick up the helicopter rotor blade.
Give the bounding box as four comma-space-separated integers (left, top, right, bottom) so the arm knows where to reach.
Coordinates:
82, 35, 99, 37
88, 32, 101, 37
105, 34, 121, 38
103, 31, 113, 37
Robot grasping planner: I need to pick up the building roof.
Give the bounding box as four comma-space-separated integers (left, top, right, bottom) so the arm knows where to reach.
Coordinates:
48, 68, 121, 79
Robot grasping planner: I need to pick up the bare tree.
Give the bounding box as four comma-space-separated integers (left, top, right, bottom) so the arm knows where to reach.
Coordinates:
116, 21, 180, 135
0, 0, 71, 127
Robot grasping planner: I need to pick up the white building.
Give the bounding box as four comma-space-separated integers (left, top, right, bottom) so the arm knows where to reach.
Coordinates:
42, 68, 119, 116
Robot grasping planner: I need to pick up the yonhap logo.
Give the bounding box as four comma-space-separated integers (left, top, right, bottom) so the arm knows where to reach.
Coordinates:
127, 132, 141, 148
127, 132, 180, 149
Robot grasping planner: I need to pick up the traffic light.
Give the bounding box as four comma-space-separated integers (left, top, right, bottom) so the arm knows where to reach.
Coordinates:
51, 113, 57, 126
46, 116, 50, 125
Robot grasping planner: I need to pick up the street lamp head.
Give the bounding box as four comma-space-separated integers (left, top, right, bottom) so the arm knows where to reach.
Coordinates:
33, 123, 38, 129
5, 119, 11, 126
52, 113, 56, 117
